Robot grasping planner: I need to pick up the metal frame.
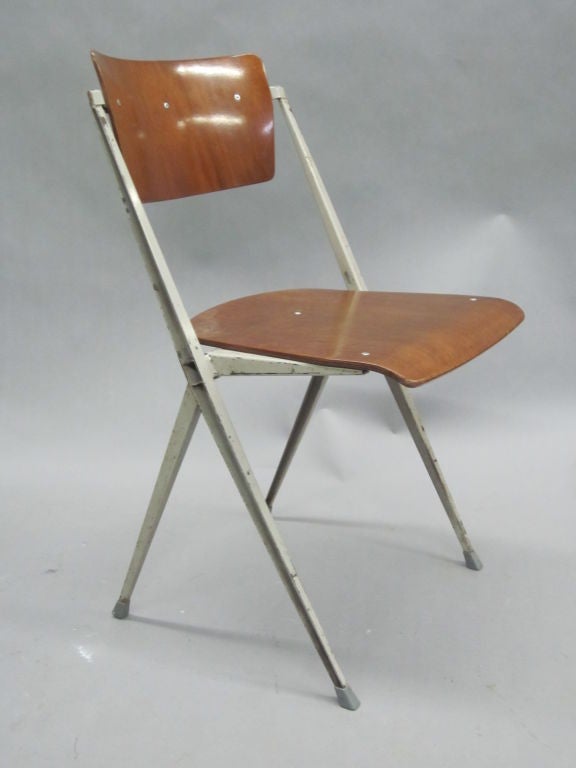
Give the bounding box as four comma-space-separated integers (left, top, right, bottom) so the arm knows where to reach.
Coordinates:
208, 348, 364, 378
266, 87, 482, 569
89, 81, 481, 712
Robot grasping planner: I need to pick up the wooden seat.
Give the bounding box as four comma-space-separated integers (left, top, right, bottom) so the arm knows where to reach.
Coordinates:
89, 51, 525, 711
193, 289, 523, 387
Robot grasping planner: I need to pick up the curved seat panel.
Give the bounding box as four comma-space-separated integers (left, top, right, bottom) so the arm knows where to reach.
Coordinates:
192, 289, 524, 387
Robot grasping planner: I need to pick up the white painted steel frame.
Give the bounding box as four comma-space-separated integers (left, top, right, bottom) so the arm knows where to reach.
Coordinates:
112, 386, 201, 619
207, 348, 364, 378
268, 87, 482, 569
89, 78, 482, 712
89, 89, 360, 710
266, 375, 327, 508
272, 87, 366, 292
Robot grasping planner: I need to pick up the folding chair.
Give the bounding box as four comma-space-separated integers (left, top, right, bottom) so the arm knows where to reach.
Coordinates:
88, 52, 524, 710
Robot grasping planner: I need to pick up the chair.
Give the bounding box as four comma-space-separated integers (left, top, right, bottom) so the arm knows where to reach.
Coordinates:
88, 51, 524, 710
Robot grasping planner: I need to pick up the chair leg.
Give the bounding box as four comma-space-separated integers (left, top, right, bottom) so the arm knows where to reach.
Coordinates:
112, 386, 201, 619
189, 376, 359, 709
266, 375, 327, 509
386, 378, 483, 571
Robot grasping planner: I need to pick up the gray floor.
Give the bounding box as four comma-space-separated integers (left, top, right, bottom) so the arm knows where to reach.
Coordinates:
2, 375, 574, 767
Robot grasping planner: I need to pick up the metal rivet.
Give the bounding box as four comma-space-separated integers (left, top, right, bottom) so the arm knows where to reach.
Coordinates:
361, 351, 370, 356
116, 98, 122, 106
470, 297, 478, 302
163, 101, 170, 109
234, 93, 241, 101
293, 311, 302, 316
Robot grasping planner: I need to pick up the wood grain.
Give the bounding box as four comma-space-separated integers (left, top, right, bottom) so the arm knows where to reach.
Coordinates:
91, 52, 274, 202
192, 289, 525, 387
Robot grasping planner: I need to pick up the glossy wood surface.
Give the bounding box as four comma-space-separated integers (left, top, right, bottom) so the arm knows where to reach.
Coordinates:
91, 52, 274, 202
192, 289, 524, 387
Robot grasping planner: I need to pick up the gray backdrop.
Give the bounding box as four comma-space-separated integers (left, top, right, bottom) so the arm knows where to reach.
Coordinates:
2, 2, 575, 766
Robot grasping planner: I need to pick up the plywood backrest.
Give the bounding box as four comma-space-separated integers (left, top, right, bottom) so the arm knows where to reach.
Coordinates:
91, 52, 275, 203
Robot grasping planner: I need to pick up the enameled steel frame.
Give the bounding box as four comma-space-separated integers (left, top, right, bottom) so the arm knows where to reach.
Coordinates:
89, 84, 482, 711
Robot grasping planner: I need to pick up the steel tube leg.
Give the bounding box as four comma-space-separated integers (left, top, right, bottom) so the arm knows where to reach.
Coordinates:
266, 376, 327, 509
387, 378, 483, 571
113, 386, 201, 618
189, 376, 359, 709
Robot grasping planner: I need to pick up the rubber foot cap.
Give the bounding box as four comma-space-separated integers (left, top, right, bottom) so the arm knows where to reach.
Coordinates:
464, 551, 483, 571
113, 598, 130, 619
335, 685, 361, 711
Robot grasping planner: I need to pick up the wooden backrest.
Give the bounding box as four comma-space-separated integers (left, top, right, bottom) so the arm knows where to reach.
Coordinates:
91, 52, 275, 203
